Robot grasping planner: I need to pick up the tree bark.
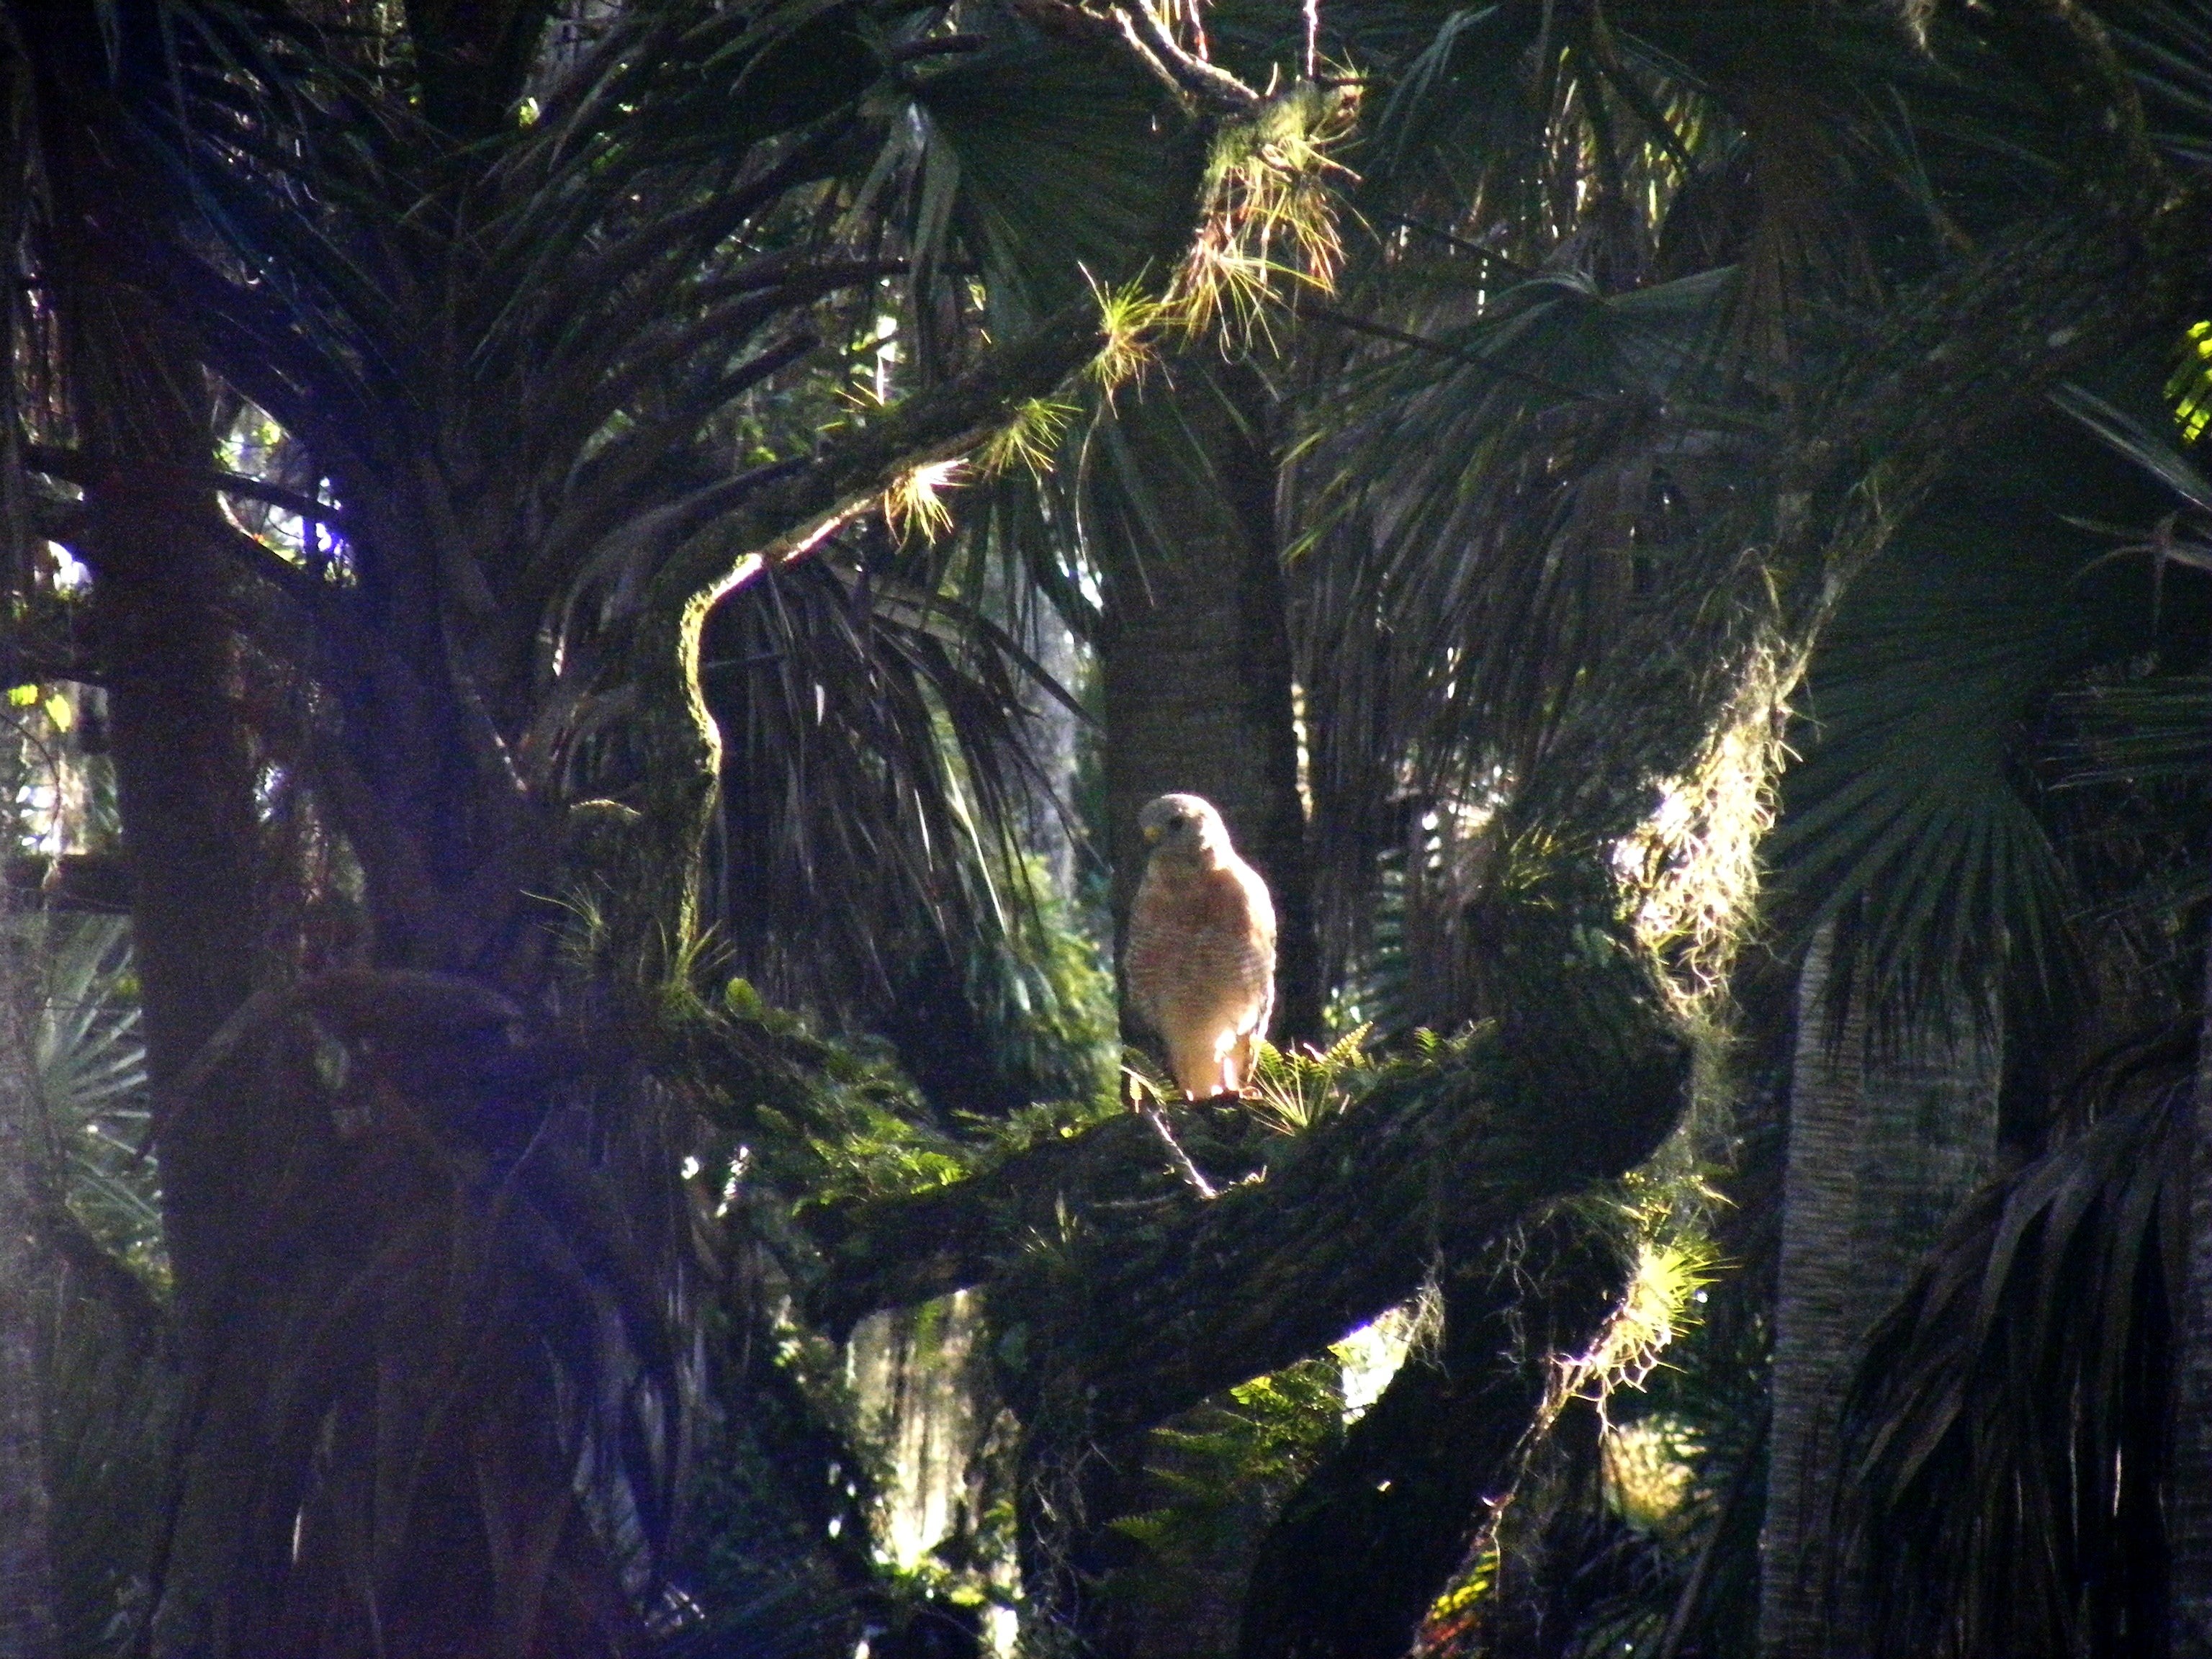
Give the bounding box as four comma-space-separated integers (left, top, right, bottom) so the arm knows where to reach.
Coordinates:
48, 272, 279, 1656
35, 43, 266, 1383
35, 200, 278, 1655
1097, 361, 1321, 1043
1756, 925, 2000, 1659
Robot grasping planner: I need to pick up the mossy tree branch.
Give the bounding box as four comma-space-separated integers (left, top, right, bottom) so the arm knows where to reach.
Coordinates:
996, 1032, 1682, 1439
805, 881, 1686, 1437
1236, 1215, 1622, 1659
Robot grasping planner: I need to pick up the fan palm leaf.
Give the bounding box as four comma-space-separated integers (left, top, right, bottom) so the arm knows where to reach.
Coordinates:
1766, 346, 2211, 1038
27, 914, 162, 1270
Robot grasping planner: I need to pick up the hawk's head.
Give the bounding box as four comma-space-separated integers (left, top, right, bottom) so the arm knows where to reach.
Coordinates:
1139, 793, 1231, 866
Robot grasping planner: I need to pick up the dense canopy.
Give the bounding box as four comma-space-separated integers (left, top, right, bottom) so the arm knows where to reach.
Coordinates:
0, 3, 2208, 1659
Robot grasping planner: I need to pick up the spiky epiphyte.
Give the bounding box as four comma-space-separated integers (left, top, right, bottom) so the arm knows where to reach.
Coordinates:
1617, 647, 1795, 1015
976, 395, 1077, 478
882, 458, 967, 542
1171, 81, 1360, 341
1087, 279, 1175, 390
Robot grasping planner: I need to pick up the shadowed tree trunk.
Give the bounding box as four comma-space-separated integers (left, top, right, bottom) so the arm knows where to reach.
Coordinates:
1757, 926, 2000, 1659
30, 7, 267, 1377
42, 218, 269, 1649
81, 437, 264, 1361
1097, 361, 1320, 1044
1237, 1219, 1619, 1659
39, 114, 302, 1624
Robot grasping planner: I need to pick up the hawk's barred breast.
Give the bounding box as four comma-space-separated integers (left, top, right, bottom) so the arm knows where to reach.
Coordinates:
1125, 794, 1276, 1099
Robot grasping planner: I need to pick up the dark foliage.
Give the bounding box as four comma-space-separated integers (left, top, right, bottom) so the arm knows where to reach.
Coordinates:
1840, 1025, 2196, 1658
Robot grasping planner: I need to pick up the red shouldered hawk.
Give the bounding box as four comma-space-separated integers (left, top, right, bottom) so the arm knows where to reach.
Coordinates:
1124, 793, 1276, 1100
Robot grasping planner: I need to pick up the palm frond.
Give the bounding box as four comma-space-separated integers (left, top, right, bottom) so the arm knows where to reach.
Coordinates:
1767, 365, 2211, 1041
1837, 1025, 2193, 1659
2048, 675, 2212, 787
20, 914, 164, 1274
695, 538, 1099, 1083
1769, 508, 2086, 1035
912, 27, 1197, 328
2098, 0, 2212, 171
1295, 265, 1753, 1008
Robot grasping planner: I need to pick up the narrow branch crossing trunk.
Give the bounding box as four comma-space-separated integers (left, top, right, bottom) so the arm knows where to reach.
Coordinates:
1238, 1223, 1619, 1659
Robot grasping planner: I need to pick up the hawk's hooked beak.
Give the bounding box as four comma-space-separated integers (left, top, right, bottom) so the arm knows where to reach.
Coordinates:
1142, 822, 1162, 845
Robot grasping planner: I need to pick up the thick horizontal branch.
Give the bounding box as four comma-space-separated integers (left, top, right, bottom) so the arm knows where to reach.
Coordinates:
811, 897, 1688, 1437
27, 443, 348, 532
806, 1100, 1268, 1339
1002, 1016, 1685, 1435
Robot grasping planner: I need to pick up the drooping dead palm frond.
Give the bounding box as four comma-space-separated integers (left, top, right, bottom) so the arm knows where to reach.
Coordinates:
1295, 261, 1758, 1015
1838, 1024, 2196, 1659
695, 539, 1079, 1028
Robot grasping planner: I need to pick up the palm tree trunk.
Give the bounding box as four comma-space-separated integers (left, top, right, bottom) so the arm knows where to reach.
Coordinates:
37, 49, 266, 1377
1757, 926, 2000, 1658
1097, 361, 1319, 1043
2164, 906, 2212, 1657
0, 880, 59, 1659
49, 261, 265, 1651
1030, 606, 1085, 899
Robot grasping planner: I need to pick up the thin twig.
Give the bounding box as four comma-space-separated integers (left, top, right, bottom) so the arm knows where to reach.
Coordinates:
1103, 0, 1256, 114
1141, 1104, 1217, 1198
